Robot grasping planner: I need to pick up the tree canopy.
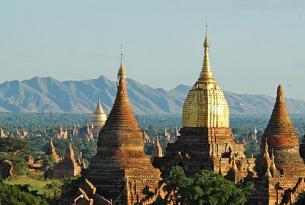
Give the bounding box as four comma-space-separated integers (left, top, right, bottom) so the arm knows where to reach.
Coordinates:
0, 181, 48, 205
0, 137, 29, 175
161, 166, 254, 205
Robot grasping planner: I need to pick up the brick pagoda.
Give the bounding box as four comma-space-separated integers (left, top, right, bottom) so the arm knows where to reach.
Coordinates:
248, 85, 305, 205
83, 51, 161, 205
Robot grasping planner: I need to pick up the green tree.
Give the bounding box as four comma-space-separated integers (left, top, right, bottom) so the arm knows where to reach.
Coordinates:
161, 166, 254, 205
0, 137, 29, 154
0, 181, 48, 205
43, 180, 64, 200
0, 137, 29, 175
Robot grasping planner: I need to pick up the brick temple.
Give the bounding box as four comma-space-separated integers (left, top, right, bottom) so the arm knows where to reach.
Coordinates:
77, 32, 305, 205
247, 85, 305, 205
83, 51, 160, 205
154, 31, 255, 180
51, 142, 82, 178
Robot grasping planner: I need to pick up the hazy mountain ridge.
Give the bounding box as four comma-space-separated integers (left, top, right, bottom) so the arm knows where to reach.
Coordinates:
1, 76, 305, 115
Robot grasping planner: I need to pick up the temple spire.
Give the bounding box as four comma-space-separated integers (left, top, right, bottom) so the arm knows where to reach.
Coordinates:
118, 44, 126, 81
199, 24, 214, 83
96, 98, 102, 111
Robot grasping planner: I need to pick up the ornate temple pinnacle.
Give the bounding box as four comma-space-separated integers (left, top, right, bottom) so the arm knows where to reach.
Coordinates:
96, 98, 102, 111
198, 28, 214, 83
118, 45, 126, 81
182, 29, 229, 128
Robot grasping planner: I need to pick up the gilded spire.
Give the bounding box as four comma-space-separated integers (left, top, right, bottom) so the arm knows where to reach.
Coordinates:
94, 98, 105, 114
182, 27, 230, 128
198, 24, 214, 83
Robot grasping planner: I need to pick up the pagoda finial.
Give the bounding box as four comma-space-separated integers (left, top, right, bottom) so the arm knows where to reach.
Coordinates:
276, 84, 285, 103
120, 44, 124, 64
204, 23, 208, 47
118, 45, 126, 81
198, 24, 214, 83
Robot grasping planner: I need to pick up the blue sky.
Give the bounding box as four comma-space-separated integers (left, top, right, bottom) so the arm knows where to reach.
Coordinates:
0, 0, 305, 99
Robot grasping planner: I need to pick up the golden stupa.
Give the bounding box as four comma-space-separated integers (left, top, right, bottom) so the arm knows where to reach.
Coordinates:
182, 30, 229, 128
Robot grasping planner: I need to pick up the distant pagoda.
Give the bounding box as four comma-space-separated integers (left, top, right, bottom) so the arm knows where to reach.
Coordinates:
46, 139, 60, 163
154, 29, 254, 180
83, 50, 160, 204
91, 98, 107, 128
52, 142, 81, 178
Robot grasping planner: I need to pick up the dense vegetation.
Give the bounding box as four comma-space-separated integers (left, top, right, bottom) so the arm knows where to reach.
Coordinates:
0, 181, 48, 205
155, 166, 254, 205
0, 137, 29, 175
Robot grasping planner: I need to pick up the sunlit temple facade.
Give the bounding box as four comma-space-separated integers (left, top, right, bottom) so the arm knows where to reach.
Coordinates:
70, 30, 305, 205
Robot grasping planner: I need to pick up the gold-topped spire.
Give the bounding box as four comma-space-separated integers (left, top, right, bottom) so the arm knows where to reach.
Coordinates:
182, 28, 229, 128
198, 24, 214, 83
96, 98, 102, 111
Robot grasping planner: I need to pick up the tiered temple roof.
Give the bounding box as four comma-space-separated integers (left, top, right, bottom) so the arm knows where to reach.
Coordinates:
247, 85, 305, 205
258, 85, 305, 176
83, 51, 160, 204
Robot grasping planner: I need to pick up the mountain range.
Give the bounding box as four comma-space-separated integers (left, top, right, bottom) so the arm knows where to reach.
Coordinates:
0, 76, 305, 115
